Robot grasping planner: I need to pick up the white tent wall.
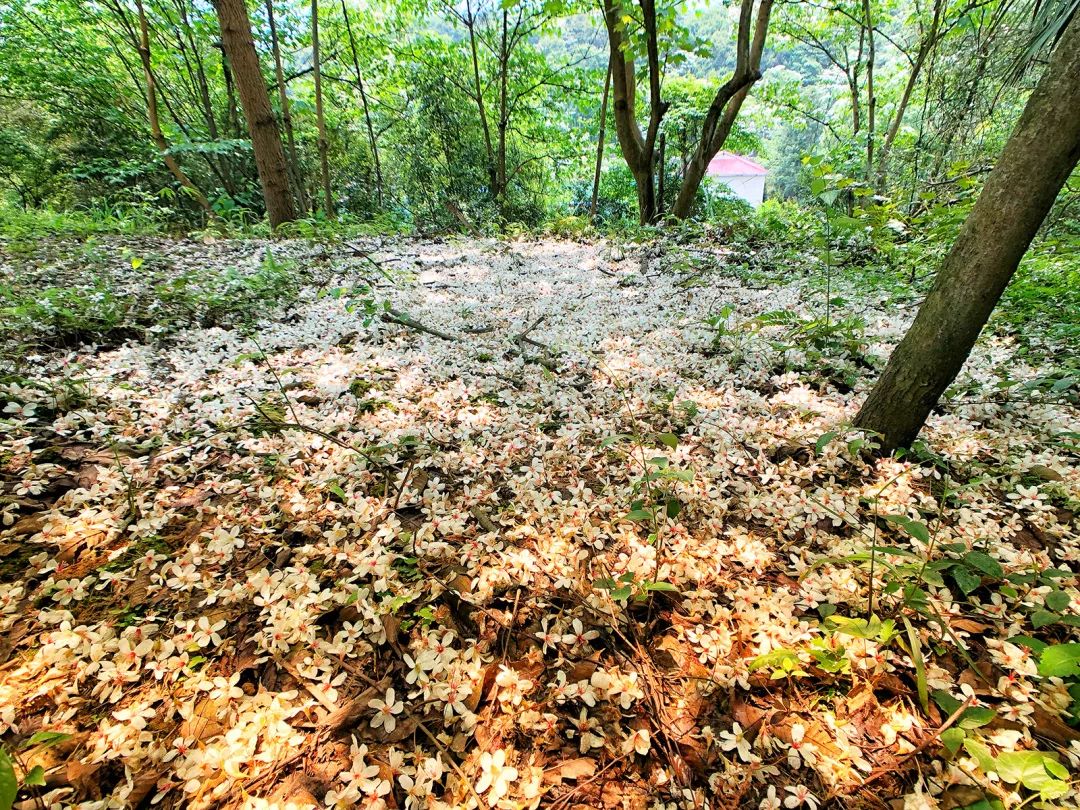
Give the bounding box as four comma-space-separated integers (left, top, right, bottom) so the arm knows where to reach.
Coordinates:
710, 174, 765, 207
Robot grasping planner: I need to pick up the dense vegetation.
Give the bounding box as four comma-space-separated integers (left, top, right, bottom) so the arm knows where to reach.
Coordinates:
0, 1, 1078, 809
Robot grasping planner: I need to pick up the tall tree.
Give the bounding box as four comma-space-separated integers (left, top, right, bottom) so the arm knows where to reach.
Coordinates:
341, 0, 383, 209
130, 0, 217, 220
854, 13, 1080, 452
590, 59, 612, 222
602, 0, 773, 224
311, 0, 334, 217
265, 0, 307, 214
212, 0, 295, 227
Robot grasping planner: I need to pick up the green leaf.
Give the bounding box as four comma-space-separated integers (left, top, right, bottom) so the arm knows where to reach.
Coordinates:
22, 731, 72, 749
326, 482, 347, 501
962, 738, 996, 773
940, 727, 965, 756
1045, 590, 1071, 612
883, 514, 931, 544
0, 749, 15, 810
600, 433, 631, 448
933, 690, 962, 716
24, 765, 45, 787
994, 750, 1068, 796
625, 509, 653, 522
644, 581, 678, 593
952, 566, 981, 595
656, 432, 679, 449
1031, 609, 1060, 629
1039, 643, 1080, 678
963, 551, 1003, 579
814, 430, 836, 455
902, 617, 928, 712
957, 707, 995, 729
665, 498, 682, 519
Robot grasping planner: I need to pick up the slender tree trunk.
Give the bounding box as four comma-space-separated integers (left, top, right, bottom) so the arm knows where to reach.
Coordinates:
465, 0, 497, 198
266, 0, 308, 215
876, 0, 942, 192
854, 17, 1080, 452
340, 0, 383, 209
133, 0, 216, 220
212, 0, 295, 227
657, 132, 666, 217
219, 43, 242, 138
875, 47, 926, 191
310, 0, 333, 218
496, 8, 509, 202
862, 0, 875, 186
589, 59, 612, 222
670, 0, 772, 219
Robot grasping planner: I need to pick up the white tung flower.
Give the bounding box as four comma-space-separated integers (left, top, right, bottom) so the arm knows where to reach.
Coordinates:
368, 688, 404, 733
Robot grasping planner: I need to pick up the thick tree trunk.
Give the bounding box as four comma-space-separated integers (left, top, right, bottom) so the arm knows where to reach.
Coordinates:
634, 168, 658, 225
854, 18, 1080, 452
212, 0, 295, 228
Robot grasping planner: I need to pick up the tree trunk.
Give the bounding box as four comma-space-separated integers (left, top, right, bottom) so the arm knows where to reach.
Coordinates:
464, 0, 497, 199
669, 0, 772, 219
133, 0, 217, 221
854, 17, 1080, 452
589, 59, 612, 222
310, 0, 334, 218
876, 0, 943, 192
212, 0, 295, 227
861, 0, 875, 186
657, 132, 666, 216
341, 0, 383, 209
266, 0, 308, 215
496, 7, 510, 202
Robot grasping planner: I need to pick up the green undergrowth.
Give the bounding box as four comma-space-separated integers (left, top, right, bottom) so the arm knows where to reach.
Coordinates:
0, 249, 304, 352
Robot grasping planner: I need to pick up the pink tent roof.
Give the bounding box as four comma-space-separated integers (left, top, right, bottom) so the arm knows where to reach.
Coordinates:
706, 152, 767, 177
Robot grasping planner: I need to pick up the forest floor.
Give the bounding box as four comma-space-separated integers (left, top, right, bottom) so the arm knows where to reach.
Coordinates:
1, 234, 1078, 810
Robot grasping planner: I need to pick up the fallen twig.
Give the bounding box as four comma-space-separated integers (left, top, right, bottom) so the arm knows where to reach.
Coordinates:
382, 308, 459, 341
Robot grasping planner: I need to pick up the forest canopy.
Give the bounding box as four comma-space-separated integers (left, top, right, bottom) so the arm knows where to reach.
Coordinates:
1, 2, 1079, 810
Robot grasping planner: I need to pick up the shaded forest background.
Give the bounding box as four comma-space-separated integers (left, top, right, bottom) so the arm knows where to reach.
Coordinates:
0, 0, 1074, 237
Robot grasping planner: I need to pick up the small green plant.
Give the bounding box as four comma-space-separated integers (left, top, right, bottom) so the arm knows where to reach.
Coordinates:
0, 731, 74, 810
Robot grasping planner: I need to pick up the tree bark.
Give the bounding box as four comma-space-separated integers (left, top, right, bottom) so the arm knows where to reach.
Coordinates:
266, 0, 308, 215
212, 0, 295, 227
589, 59, 611, 222
310, 0, 334, 218
854, 17, 1080, 453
